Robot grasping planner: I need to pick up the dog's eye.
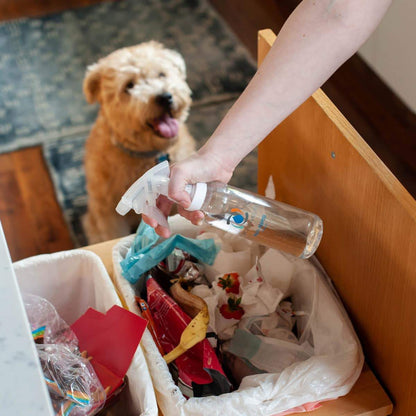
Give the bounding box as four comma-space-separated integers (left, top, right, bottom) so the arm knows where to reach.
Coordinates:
125, 81, 135, 92
158, 72, 166, 78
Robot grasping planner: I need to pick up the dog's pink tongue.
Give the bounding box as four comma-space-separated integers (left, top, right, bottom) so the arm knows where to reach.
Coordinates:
154, 115, 179, 138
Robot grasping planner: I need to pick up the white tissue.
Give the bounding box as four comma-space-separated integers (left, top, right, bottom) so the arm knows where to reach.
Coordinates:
192, 231, 296, 339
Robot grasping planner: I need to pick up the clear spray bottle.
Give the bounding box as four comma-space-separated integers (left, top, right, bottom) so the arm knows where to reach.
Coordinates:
116, 161, 323, 259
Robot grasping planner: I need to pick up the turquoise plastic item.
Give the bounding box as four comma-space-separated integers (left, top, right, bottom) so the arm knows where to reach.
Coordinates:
120, 221, 220, 284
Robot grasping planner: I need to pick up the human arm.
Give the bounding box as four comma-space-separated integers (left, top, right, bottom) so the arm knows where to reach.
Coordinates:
145, 0, 392, 236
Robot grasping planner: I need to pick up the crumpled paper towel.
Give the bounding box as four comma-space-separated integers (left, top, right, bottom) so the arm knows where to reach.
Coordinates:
193, 231, 297, 340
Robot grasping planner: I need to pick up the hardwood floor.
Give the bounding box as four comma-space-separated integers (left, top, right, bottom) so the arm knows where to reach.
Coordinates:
0, 147, 74, 261
0, 0, 112, 260
0, 0, 108, 20
0, 0, 414, 261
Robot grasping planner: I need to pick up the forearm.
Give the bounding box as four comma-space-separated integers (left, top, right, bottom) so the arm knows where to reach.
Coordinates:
199, 0, 392, 169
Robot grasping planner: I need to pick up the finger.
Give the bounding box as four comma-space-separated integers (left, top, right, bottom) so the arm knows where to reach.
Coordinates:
176, 205, 196, 221
177, 206, 204, 225
168, 164, 192, 208
142, 196, 173, 230
155, 224, 171, 238
142, 214, 158, 228
143, 214, 171, 237
156, 195, 174, 217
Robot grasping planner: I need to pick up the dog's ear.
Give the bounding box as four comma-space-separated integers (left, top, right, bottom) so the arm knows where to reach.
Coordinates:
83, 63, 102, 104
163, 49, 187, 78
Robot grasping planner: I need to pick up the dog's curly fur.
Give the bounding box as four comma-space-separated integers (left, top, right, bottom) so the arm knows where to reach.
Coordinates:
83, 41, 195, 243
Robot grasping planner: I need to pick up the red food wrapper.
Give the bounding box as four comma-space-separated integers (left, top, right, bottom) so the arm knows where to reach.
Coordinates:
146, 277, 232, 397
71, 305, 147, 399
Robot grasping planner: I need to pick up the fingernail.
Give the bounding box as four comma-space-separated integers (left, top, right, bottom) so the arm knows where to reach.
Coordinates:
193, 212, 204, 226
161, 228, 171, 238
179, 200, 190, 209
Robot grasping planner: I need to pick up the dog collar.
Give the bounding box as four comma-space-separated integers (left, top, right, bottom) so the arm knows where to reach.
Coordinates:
115, 142, 170, 163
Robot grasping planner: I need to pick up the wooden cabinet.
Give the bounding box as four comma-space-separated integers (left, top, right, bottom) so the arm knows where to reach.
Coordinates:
257, 29, 416, 416
85, 234, 392, 416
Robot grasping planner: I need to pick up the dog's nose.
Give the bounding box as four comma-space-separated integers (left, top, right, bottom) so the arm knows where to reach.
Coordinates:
155, 92, 173, 110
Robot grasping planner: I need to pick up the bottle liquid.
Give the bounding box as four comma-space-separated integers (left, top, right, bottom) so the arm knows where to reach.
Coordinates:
184, 182, 323, 259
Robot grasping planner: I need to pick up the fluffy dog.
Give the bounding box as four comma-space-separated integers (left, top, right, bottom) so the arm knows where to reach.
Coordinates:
83, 41, 195, 243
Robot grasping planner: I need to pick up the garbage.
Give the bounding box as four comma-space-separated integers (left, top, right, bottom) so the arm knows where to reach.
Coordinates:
23, 294, 106, 416
120, 221, 219, 284
112, 216, 364, 416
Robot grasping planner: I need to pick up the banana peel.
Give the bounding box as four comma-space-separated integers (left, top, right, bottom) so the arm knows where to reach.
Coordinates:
163, 305, 209, 364
170, 281, 207, 318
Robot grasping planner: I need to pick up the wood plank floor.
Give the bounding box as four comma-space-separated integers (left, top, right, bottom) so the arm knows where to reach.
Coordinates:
0, 147, 74, 261
0, 0, 415, 261
0, 0, 107, 20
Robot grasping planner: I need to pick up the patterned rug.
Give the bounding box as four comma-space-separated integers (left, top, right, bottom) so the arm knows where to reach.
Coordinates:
0, 0, 257, 245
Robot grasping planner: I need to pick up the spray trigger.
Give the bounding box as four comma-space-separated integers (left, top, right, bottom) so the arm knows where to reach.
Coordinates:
143, 205, 169, 229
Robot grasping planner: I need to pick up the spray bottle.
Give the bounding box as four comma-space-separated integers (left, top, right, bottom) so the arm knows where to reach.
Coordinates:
116, 161, 323, 258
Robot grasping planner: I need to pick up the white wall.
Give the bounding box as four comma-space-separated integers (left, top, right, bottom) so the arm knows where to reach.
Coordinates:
359, 0, 416, 113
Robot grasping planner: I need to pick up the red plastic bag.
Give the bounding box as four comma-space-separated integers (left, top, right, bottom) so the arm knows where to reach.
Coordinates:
146, 277, 231, 397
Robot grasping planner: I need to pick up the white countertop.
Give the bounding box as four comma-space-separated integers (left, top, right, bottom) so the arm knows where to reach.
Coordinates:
0, 222, 53, 415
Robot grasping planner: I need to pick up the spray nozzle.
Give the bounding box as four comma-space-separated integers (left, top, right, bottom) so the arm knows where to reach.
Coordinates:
116, 161, 208, 228
116, 161, 171, 228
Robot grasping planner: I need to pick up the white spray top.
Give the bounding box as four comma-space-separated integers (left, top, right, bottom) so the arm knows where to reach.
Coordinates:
116, 161, 208, 228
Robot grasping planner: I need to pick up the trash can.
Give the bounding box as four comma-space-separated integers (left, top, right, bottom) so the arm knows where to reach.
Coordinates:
14, 249, 158, 416
112, 215, 364, 416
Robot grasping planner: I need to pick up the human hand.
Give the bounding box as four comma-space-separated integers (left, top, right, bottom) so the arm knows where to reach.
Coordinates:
142, 150, 234, 237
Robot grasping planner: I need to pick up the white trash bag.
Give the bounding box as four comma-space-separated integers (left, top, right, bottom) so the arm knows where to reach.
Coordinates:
112, 215, 364, 416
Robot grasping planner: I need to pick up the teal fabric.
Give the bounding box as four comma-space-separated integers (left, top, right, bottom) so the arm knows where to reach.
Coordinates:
121, 221, 220, 283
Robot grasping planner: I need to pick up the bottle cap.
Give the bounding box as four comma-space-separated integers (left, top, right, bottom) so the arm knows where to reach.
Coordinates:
185, 182, 207, 211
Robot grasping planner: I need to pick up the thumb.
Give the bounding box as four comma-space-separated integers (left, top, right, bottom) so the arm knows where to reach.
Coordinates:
171, 189, 192, 208
168, 172, 192, 208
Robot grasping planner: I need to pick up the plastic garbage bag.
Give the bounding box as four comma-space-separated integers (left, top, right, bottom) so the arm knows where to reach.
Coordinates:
23, 293, 106, 416
112, 215, 364, 416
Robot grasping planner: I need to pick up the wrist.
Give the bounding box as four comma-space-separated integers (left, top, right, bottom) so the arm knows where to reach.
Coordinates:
196, 142, 235, 184
198, 139, 238, 171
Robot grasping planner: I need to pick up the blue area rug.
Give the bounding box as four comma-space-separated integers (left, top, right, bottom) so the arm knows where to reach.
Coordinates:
0, 0, 257, 245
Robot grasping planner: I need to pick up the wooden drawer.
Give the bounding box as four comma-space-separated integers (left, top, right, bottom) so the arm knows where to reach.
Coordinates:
257, 29, 416, 416
85, 235, 392, 416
